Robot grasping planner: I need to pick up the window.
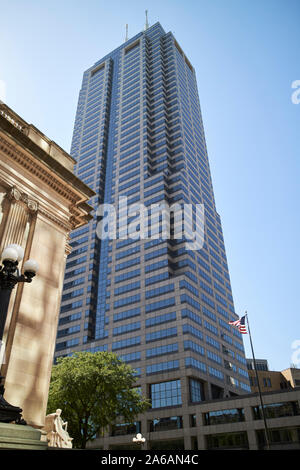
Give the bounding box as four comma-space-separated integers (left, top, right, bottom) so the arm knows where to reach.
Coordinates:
63, 277, 85, 291
150, 380, 182, 409
146, 327, 177, 343
146, 343, 178, 359
204, 408, 245, 426
114, 281, 140, 296
184, 340, 205, 357
115, 268, 140, 283
189, 378, 204, 403
207, 350, 222, 365
182, 323, 203, 341
145, 247, 168, 261
252, 401, 300, 420
115, 257, 140, 271
206, 431, 249, 450
185, 357, 206, 373
146, 360, 179, 375
59, 312, 82, 325
256, 362, 268, 371
181, 309, 202, 326
145, 284, 174, 299
114, 294, 140, 308
256, 426, 300, 449
263, 377, 272, 388
118, 351, 141, 363
249, 376, 258, 387
124, 39, 140, 55
145, 297, 175, 313
149, 416, 183, 432
206, 335, 220, 350
145, 271, 169, 286
204, 320, 218, 336
145, 259, 168, 273
208, 366, 224, 381
145, 312, 176, 328
113, 321, 140, 336
112, 336, 141, 351
190, 414, 197, 427
110, 421, 141, 437
60, 300, 83, 313
181, 293, 200, 310
179, 279, 199, 297
57, 325, 81, 338
55, 337, 79, 351
115, 246, 140, 260
113, 307, 141, 322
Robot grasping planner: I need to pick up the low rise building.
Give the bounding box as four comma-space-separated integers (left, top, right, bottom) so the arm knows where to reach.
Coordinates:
247, 359, 300, 393
93, 387, 300, 450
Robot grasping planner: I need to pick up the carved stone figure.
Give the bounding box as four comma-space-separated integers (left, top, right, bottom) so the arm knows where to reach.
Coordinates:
42, 409, 73, 448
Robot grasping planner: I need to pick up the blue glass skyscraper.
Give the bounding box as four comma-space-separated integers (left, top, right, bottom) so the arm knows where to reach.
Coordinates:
55, 22, 251, 449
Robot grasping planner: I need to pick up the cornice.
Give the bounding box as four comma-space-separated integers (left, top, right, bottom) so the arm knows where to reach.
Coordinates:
0, 136, 94, 230
0, 134, 79, 203
0, 113, 95, 200
38, 205, 73, 232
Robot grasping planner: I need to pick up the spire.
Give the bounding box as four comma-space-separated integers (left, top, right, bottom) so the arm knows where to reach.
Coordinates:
145, 10, 149, 30
125, 24, 128, 42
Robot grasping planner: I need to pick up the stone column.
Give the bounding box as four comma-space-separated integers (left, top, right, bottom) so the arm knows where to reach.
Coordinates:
0, 186, 38, 377
0, 187, 37, 253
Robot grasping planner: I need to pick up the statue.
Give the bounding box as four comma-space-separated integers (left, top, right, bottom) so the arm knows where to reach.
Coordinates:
42, 409, 73, 448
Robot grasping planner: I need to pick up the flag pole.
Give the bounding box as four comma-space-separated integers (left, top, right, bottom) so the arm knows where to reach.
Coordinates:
245, 312, 270, 450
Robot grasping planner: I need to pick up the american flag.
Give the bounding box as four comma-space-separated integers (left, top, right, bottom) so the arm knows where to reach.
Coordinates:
228, 315, 247, 334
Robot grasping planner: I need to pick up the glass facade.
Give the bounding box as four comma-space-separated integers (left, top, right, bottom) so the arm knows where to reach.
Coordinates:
206, 431, 249, 450
204, 408, 245, 425
55, 22, 251, 444
252, 401, 300, 420
189, 378, 204, 403
110, 421, 141, 437
256, 426, 300, 449
150, 380, 182, 408
149, 416, 183, 432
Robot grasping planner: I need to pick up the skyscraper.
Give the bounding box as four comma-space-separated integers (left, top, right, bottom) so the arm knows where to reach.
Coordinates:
55, 22, 251, 449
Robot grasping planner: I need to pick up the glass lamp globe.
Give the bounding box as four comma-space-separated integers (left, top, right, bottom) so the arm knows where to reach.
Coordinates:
1, 247, 18, 262
133, 433, 145, 443
23, 259, 39, 274
6, 244, 24, 262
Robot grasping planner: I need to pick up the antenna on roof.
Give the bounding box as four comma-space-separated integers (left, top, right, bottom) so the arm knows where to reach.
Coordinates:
125, 24, 128, 41
145, 10, 149, 30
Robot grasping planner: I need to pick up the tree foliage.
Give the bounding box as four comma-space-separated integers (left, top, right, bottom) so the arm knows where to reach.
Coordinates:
47, 351, 150, 448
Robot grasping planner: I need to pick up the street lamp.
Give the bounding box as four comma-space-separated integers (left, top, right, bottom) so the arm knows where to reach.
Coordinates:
0, 244, 38, 424
0, 244, 38, 339
132, 432, 146, 448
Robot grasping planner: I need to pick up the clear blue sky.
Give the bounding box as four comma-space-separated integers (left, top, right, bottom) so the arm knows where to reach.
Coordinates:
1, 0, 299, 371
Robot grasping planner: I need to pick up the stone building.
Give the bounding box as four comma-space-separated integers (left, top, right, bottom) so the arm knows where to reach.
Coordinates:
247, 359, 300, 393
0, 102, 94, 428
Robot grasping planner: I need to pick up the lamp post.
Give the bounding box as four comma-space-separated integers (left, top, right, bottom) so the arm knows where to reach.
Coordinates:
132, 432, 146, 448
0, 244, 38, 424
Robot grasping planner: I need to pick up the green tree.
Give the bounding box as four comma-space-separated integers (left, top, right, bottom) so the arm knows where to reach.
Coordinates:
47, 351, 150, 448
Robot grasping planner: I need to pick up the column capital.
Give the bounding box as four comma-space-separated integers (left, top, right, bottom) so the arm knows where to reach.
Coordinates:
6, 186, 38, 213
